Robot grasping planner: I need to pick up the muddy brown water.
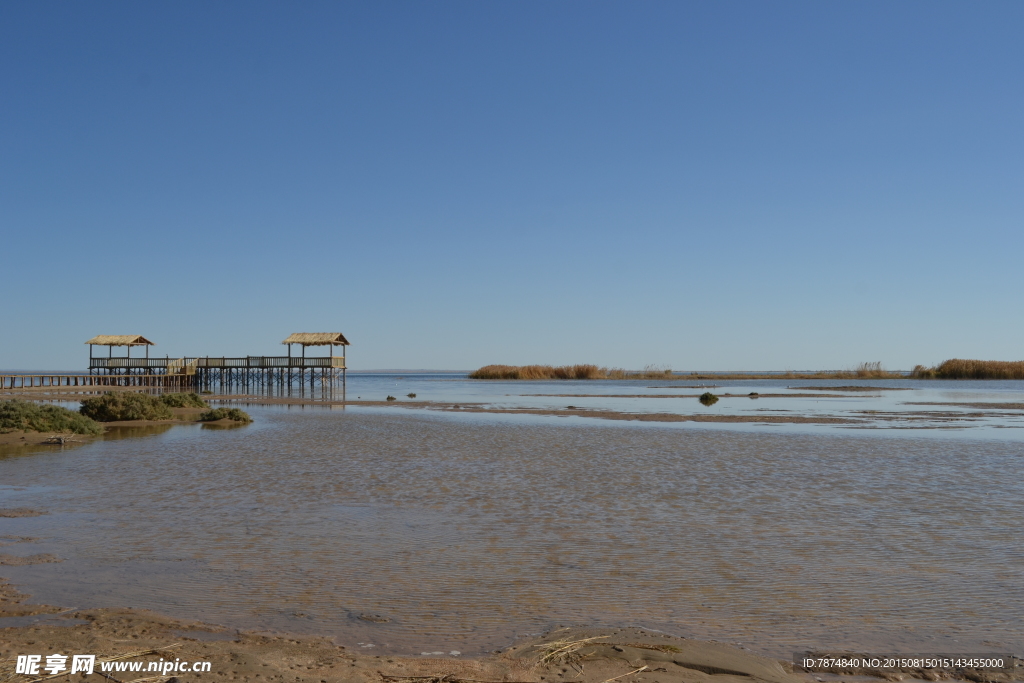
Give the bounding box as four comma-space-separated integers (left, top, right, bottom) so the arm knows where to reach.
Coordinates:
1, 407, 1022, 658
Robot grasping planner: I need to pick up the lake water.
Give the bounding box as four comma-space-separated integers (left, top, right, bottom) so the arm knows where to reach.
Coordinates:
1, 375, 1023, 658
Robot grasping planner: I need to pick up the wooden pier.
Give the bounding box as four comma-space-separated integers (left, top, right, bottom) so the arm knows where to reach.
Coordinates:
81, 332, 349, 396
2, 373, 196, 391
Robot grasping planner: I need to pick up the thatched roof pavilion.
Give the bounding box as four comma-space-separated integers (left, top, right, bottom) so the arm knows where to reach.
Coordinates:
85, 335, 155, 346
281, 333, 349, 346
85, 335, 155, 360
282, 333, 349, 361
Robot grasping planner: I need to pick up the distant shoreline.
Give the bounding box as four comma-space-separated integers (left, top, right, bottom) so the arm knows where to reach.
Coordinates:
470, 360, 1024, 381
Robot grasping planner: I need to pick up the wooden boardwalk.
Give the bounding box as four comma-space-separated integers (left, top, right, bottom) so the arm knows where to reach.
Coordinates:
88, 357, 346, 371
86, 356, 346, 394
0, 334, 351, 397
2, 374, 196, 391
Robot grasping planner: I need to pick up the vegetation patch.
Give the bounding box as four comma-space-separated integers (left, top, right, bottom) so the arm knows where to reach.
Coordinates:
79, 393, 173, 422
470, 362, 905, 381
699, 392, 719, 406
466, 362, 675, 378
911, 359, 1024, 380
0, 400, 103, 435
470, 364, 604, 380
199, 408, 252, 423
159, 392, 209, 408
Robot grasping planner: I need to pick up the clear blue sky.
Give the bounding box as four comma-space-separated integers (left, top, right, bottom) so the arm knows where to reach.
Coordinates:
2, 2, 1022, 371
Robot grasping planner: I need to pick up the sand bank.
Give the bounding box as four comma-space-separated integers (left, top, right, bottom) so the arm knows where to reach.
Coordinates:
0, 407, 239, 449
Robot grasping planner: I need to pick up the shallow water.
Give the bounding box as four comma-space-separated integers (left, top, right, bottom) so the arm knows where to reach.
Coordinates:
340, 374, 1024, 433
2, 390, 1023, 657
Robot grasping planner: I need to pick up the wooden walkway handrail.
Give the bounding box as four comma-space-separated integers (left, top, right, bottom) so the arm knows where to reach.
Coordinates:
89, 356, 345, 370
1, 374, 195, 390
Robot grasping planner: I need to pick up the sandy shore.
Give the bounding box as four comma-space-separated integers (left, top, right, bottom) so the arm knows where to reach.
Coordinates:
2, 580, 1018, 682
8, 578, 1016, 683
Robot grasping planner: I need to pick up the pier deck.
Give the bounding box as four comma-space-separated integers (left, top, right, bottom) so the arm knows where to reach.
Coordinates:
88, 357, 347, 371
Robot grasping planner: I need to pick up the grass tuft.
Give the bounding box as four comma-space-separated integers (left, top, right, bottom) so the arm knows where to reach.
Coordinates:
199, 407, 252, 423
79, 393, 173, 422
698, 392, 719, 406
0, 400, 103, 435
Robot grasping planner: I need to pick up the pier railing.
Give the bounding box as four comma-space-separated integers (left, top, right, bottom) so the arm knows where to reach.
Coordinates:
88, 357, 345, 370
88, 358, 171, 369
1, 374, 194, 390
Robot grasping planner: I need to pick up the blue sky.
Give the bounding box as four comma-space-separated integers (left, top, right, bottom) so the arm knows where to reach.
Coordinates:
2, 2, 1022, 371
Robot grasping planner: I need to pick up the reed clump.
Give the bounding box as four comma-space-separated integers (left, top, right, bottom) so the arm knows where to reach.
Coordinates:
159, 392, 209, 408
911, 359, 1024, 380
470, 364, 608, 380
199, 407, 252, 423
79, 393, 173, 422
468, 362, 675, 378
607, 364, 676, 380
0, 399, 103, 435
847, 361, 896, 379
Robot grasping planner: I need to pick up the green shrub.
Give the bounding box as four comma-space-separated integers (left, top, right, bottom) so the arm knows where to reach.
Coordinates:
159, 392, 208, 408
79, 393, 173, 422
698, 392, 719, 406
0, 400, 103, 435
199, 407, 252, 423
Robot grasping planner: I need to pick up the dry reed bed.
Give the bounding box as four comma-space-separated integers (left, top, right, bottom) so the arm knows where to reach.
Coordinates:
469, 362, 903, 381
472, 360, 1024, 381
911, 359, 1024, 380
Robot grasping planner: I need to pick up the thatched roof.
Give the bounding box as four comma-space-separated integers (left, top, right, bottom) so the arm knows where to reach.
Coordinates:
282, 332, 350, 346
85, 335, 155, 346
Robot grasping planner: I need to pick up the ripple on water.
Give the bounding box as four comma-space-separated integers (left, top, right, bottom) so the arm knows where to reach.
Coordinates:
0, 408, 1022, 657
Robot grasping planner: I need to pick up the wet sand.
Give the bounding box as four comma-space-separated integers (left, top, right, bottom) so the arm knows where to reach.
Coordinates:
520, 393, 858, 399
791, 387, 915, 392
6, 386, 1023, 430
0, 579, 799, 683
6, 580, 1015, 683
209, 395, 1024, 426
